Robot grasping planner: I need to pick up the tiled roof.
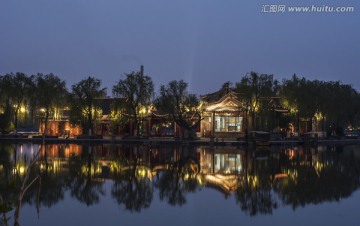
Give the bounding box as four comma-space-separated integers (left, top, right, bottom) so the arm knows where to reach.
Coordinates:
200, 86, 238, 103
97, 98, 127, 115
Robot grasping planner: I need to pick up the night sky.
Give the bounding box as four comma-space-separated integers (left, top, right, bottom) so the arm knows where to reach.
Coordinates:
1, 0, 359, 95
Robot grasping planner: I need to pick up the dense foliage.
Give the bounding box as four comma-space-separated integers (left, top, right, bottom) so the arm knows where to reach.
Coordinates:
68, 76, 106, 135
1, 70, 360, 135
154, 80, 201, 139
112, 70, 154, 136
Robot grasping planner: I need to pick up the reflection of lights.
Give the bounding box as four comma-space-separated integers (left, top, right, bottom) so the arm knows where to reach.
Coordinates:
81, 164, 103, 176
19, 166, 25, 175
197, 175, 203, 185
135, 167, 152, 180
247, 176, 258, 188
286, 148, 296, 159
184, 173, 189, 180
65, 147, 70, 158
13, 164, 27, 175
205, 174, 238, 192
95, 165, 102, 174
81, 166, 89, 174
274, 173, 288, 180
53, 160, 60, 172
286, 169, 298, 181
314, 161, 326, 177
137, 169, 146, 177
110, 162, 120, 173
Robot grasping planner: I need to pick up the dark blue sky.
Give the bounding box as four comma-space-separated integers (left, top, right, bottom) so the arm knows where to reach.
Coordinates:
1, 0, 359, 95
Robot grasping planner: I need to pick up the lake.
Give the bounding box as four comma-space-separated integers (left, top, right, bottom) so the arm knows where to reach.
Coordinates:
1, 143, 360, 226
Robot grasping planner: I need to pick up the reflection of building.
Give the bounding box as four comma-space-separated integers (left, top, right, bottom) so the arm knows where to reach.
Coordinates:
200, 84, 246, 139
200, 147, 243, 194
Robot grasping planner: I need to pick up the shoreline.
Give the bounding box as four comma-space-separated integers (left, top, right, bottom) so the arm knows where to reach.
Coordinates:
1, 136, 360, 146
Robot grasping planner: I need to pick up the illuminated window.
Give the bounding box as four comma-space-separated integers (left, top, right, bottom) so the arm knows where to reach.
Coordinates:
214, 115, 242, 132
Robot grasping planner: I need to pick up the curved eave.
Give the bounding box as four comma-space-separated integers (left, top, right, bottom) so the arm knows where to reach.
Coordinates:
205, 106, 243, 112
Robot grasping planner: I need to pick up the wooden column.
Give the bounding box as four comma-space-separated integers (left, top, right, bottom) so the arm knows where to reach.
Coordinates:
212, 112, 216, 137
130, 120, 133, 136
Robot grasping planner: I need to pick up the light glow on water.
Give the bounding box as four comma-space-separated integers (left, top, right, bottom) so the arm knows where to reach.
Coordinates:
1, 143, 360, 226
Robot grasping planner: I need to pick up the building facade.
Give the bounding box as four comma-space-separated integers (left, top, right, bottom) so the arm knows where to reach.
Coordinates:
200, 85, 246, 139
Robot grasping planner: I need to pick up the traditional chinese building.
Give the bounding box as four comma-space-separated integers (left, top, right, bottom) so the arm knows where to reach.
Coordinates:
200, 84, 246, 139
252, 97, 290, 138
39, 108, 82, 137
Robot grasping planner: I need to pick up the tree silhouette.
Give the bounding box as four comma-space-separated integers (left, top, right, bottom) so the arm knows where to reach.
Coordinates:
69, 76, 106, 135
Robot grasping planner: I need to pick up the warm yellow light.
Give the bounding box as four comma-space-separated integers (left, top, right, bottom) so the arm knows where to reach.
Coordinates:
53, 161, 59, 172
314, 112, 323, 120
95, 166, 102, 174
139, 107, 147, 115
290, 107, 298, 114
137, 169, 147, 178
184, 173, 189, 180
19, 166, 26, 175
81, 166, 89, 174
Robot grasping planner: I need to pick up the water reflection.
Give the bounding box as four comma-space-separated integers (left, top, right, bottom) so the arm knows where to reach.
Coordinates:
1, 143, 360, 223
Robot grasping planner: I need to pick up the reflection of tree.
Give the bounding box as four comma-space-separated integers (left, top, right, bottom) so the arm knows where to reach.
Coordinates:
2, 143, 360, 221
12, 143, 41, 226
23, 145, 66, 209
155, 149, 201, 206
235, 180, 277, 216
38, 170, 65, 208
0, 145, 15, 201
67, 147, 105, 206
111, 170, 153, 212
275, 147, 360, 209
235, 151, 278, 216
156, 168, 185, 206
0, 145, 16, 226
111, 147, 153, 212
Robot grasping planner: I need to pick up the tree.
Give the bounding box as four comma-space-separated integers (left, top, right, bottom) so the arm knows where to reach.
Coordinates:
112, 68, 154, 136
154, 80, 201, 140
109, 99, 129, 136
0, 73, 34, 132
236, 72, 279, 131
35, 73, 67, 137
69, 76, 106, 135
280, 75, 360, 135
11, 73, 34, 131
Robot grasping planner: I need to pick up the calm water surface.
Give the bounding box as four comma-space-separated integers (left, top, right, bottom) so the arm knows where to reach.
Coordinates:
1, 143, 360, 226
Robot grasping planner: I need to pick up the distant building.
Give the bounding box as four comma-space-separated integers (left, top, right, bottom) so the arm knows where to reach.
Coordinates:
37, 88, 289, 139
39, 107, 82, 137
200, 85, 246, 139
